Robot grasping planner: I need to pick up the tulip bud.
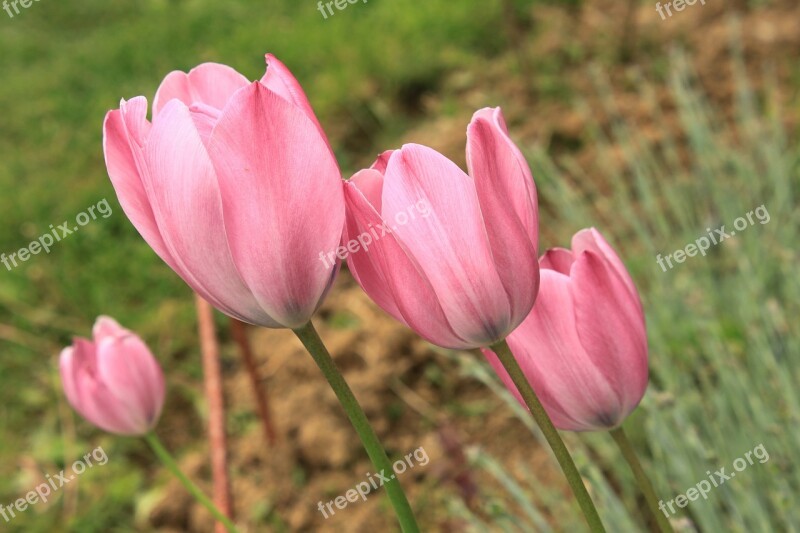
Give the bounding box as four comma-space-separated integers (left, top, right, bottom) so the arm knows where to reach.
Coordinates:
60, 316, 165, 436
484, 228, 649, 431
345, 107, 539, 349
103, 54, 344, 329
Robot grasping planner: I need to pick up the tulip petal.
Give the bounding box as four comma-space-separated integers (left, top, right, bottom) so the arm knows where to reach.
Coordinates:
382, 144, 511, 345
154, 63, 249, 116
103, 98, 179, 271
59, 346, 81, 417
345, 177, 468, 348
540, 248, 574, 275
486, 270, 625, 430
371, 150, 394, 174
572, 228, 640, 305
60, 340, 147, 434
570, 251, 649, 414
467, 107, 538, 246
96, 335, 165, 427
92, 315, 126, 341
143, 99, 278, 326
187, 102, 222, 147
260, 54, 325, 136
208, 82, 344, 328
466, 107, 539, 322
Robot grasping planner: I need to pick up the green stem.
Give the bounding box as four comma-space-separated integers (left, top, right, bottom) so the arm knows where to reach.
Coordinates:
144, 433, 239, 533
610, 427, 675, 533
490, 339, 606, 532
293, 321, 420, 533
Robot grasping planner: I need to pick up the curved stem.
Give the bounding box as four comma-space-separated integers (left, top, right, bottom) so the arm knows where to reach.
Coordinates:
610, 427, 675, 533
145, 433, 239, 533
293, 321, 420, 533
490, 339, 606, 532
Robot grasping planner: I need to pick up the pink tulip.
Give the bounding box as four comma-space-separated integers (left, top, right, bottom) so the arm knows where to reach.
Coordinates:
103, 54, 344, 328
344, 107, 539, 349
60, 316, 165, 436
483, 228, 649, 431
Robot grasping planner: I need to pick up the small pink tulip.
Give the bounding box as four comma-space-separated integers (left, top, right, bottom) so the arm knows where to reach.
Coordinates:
345, 107, 539, 349
483, 228, 649, 431
103, 54, 344, 328
60, 316, 165, 436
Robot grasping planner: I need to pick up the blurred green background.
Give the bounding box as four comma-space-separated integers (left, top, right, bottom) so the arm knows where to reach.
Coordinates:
1, 0, 798, 531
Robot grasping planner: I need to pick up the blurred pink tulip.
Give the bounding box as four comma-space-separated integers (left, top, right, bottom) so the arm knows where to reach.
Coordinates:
60, 316, 165, 436
345, 107, 539, 349
103, 54, 344, 329
484, 228, 649, 431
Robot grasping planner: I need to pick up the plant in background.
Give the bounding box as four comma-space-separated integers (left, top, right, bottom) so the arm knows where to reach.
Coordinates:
59, 316, 239, 532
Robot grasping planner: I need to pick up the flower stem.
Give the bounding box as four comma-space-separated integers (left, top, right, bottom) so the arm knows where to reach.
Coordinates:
144, 432, 240, 533
293, 321, 420, 533
490, 339, 606, 532
195, 294, 234, 533
230, 318, 277, 445
610, 427, 674, 533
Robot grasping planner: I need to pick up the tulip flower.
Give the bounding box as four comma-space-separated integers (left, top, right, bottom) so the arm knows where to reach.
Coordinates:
104, 55, 419, 532
60, 317, 240, 532
484, 227, 648, 431
344, 107, 539, 349
60, 316, 165, 436
484, 229, 668, 532
103, 54, 344, 329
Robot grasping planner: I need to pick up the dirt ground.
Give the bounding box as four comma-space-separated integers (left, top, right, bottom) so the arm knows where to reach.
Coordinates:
147, 1, 800, 531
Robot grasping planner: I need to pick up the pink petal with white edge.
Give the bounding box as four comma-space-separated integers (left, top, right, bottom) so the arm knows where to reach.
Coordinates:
208, 82, 344, 328
345, 178, 467, 348
467, 107, 539, 322
103, 98, 179, 272
144, 99, 277, 326
382, 144, 510, 345
153, 62, 249, 117
92, 315, 127, 341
